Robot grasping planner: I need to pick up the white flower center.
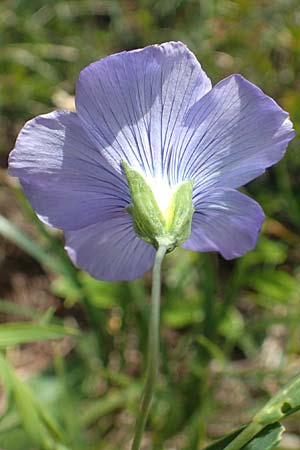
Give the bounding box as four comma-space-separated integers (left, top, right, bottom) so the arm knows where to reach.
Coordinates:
145, 176, 174, 219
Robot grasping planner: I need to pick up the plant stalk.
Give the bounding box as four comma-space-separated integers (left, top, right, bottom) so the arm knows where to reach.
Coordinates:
131, 244, 168, 450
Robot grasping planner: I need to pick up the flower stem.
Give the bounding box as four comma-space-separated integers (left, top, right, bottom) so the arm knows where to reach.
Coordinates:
131, 244, 168, 450
222, 421, 263, 450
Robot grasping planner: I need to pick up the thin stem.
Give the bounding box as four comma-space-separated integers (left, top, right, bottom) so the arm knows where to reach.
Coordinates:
131, 244, 168, 450
223, 421, 263, 450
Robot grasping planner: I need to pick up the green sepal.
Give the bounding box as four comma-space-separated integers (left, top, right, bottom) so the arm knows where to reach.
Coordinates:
122, 161, 194, 250
123, 161, 167, 245
166, 179, 194, 246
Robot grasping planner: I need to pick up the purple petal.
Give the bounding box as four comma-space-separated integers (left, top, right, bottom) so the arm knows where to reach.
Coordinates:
76, 41, 211, 181
177, 74, 295, 192
65, 212, 155, 281
9, 110, 130, 231
183, 188, 265, 259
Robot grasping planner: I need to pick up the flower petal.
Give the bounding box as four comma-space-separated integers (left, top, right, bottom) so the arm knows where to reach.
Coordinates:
178, 74, 295, 192
65, 212, 156, 281
183, 188, 265, 259
76, 41, 211, 181
9, 110, 130, 231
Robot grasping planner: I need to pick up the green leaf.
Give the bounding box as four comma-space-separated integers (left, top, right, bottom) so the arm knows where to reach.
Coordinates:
81, 384, 141, 427
80, 273, 120, 308
204, 423, 284, 450
163, 295, 204, 328
0, 323, 79, 348
251, 270, 298, 304
0, 353, 65, 448
254, 376, 300, 425
0, 299, 37, 319
13, 376, 52, 447
0, 215, 82, 296
0, 215, 62, 275
206, 376, 300, 450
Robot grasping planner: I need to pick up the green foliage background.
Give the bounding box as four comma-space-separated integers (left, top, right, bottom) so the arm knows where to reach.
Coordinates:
0, 0, 300, 449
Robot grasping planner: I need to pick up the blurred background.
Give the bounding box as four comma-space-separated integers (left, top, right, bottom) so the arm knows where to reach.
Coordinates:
0, 0, 300, 449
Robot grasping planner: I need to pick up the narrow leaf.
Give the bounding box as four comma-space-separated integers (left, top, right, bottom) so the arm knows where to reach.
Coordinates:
0, 299, 37, 319
0, 354, 51, 447
0, 214, 61, 274
0, 215, 82, 295
254, 376, 300, 426
0, 323, 79, 348
13, 376, 51, 447
81, 385, 141, 427
204, 423, 284, 450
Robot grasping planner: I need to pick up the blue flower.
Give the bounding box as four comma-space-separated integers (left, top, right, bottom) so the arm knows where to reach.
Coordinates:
9, 42, 295, 281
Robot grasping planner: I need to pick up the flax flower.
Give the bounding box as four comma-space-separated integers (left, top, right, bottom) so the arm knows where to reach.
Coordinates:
9, 42, 295, 281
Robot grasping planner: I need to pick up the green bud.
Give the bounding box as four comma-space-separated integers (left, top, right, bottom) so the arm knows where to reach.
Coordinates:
122, 161, 194, 251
